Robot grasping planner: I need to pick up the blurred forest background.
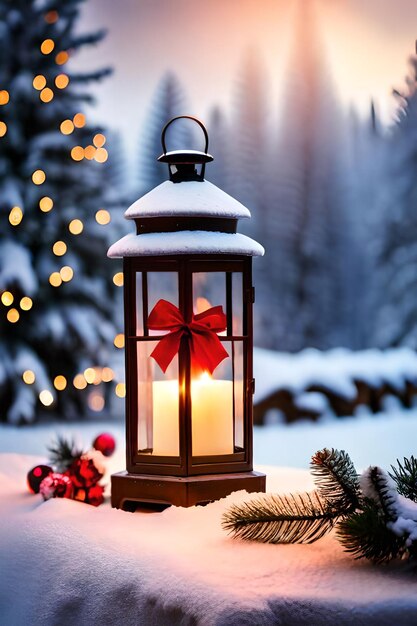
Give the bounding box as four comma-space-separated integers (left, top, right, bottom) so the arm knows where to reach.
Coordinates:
2, 0, 417, 423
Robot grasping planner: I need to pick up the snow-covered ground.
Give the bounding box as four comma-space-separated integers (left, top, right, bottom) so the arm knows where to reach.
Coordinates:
2, 408, 417, 473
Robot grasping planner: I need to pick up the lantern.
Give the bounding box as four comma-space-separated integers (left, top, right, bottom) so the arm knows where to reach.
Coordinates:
108, 116, 266, 509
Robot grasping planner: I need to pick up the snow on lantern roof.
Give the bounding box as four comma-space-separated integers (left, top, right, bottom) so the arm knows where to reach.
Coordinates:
124, 180, 251, 220
108, 230, 265, 258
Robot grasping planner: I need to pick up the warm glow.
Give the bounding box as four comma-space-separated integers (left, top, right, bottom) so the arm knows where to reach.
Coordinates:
39, 196, 53, 212
68, 219, 83, 235
113, 272, 124, 287
88, 391, 105, 412
33, 75, 46, 90
9, 206, 23, 226
55, 51, 69, 65
23, 370, 36, 384
101, 367, 114, 382
73, 373, 87, 390
40, 39, 55, 54
84, 145, 95, 160
93, 133, 106, 148
114, 333, 125, 349
0, 90, 9, 105
95, 209, 111, 225
20, 297, 33, 311
84, 368, 96, 384
7, 308, 19, 323
52, 241, 67, 256
195, 297, 212, 314
71, 146, 84, 161
1, 292, 13, 306
94, 147, 108, 163
54, 375, 67, 391
39, 390, 54, 406
40, 87, 54, 102
32, 170, 46, 185
73, 113, 86, 128
0, 121, 7, 137
44, 10, 58, 24
60, 266, 73, 282
49, 272, 62, 287
115, 382, 126, 398
55, 74, 69, 89
60, 119, 74, 135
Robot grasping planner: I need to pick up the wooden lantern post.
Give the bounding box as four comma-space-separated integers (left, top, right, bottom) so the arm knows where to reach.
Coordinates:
109, 116, 266, 509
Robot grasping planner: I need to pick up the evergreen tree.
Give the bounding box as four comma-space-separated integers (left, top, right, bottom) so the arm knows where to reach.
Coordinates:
0, 0, 123, 423
136, 71, 191, 195
265, 0, 353, 351
375, 47, 417, 348
206, 105, 231, 192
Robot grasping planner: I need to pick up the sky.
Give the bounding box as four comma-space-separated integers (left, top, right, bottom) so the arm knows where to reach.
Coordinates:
74, 0, 417, 165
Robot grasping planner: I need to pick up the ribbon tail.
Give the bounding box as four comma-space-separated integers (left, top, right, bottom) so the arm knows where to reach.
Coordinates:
190, 331, 229, 375
150, 330, 183, 373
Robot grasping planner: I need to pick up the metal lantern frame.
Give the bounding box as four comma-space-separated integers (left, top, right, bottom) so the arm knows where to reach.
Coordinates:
110, 116, 265, 509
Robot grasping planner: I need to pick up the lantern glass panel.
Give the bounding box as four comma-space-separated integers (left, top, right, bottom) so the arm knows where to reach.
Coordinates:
135, 272, 143, 335
232, 340, 245, 450
137, 341, 180, 457
232, 272, 243, 336
148, 272, 179, 336
192, 272, 226, 331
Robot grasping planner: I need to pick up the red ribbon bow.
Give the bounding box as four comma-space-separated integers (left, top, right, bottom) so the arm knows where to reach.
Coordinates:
148, 299, 229, 374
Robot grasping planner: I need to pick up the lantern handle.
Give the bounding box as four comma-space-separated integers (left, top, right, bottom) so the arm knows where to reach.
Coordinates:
160, 115, 209, 156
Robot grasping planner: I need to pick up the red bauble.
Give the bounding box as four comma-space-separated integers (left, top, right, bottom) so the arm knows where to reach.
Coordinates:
27, 465, 53, 494
92, 432, 116, 457
67, 457, 103, 488
40, 473, 74, 501
74, 484, 105, 507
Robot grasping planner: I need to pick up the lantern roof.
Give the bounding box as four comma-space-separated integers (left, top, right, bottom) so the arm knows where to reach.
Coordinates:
108, 115, 264, 259
124, 180, 251, 220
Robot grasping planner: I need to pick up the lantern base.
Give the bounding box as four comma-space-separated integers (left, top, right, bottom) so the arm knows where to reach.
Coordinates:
111, 470, 266, 510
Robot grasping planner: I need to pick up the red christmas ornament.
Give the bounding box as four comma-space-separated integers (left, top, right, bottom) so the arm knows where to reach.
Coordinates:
40, 473, 74, 501
92, 432, 116, 457
27, 464, 53, 494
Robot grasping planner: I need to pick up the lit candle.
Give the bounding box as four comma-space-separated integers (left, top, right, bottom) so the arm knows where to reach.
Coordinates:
152, 374, 234, 457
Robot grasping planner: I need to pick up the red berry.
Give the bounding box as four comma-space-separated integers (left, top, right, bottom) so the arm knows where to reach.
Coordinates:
92, 432, 116, 457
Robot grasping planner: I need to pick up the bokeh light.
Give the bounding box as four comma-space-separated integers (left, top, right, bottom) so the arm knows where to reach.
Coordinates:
113, 272, 124, 287
93, 133, 106, 148
54, 375, 67, 391
55, 51, 69, 65
39, 390, 54, 406
33, 75, 47, 90
20, 297, 33, 311
115, 383, 126, 398
49, 272, 62, 287
7, 308, 19, 323
55, 74, 69, 89
60, 266, 73, 282
1, 291, 13, 306
0, 121, 7, 137
40, 39, 55, 54
52, 241, 67, 256
9, 206, 23, 226
94, 148, 108, 163
73, 113, 86, 128
39, 196, 53, 212
84, 367, 96, 384
60, 119, 74, 135
95, 209, 111, 225
23, 370, 36, 385
88, 391, 105, 412
71, 146, 84, 161
68, 219, 83, 235
114, 333, 125, 349
32, 170, 46, 185
73, 373, 87, 390
0, 90, 9, 105
44, 10, 58, 24
101, 367, 114, 382
84, 145, 95, 160
40, 87, 54, 102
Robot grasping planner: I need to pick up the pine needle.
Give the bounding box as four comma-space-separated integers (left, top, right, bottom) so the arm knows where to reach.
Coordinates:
48, 435, 83, 472
311, 448, 360, 512
390, 456, 417, 503
222, 490, 342, 544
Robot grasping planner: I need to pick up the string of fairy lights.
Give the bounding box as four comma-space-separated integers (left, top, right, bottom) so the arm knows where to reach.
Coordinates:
0, 8, 126, 414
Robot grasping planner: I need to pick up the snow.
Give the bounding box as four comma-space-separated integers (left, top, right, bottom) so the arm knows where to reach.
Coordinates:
254, 346, 417, 403
124, 179, 251, 219
0, 240, 38, 295
2, 450, 417, 625
108, 230, 265, 258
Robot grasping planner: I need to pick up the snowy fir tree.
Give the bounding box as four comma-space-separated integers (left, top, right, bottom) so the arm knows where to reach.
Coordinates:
374, 47, 417, 348
206, 105, 231, 193
136, 71, 191, 195
262, 1, 355, 352
0, 0, 125, 423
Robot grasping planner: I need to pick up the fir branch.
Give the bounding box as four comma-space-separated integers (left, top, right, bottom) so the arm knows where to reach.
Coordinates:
48, 435, 83, 472
363, 466, 398, 522
222, 491, 343, 544
389, 456, 417, 503
311, 448, 360, 512
337, 499, 406, 563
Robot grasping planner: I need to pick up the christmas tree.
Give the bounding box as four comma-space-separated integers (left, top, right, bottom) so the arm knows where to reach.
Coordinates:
0, 0, 124, 423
